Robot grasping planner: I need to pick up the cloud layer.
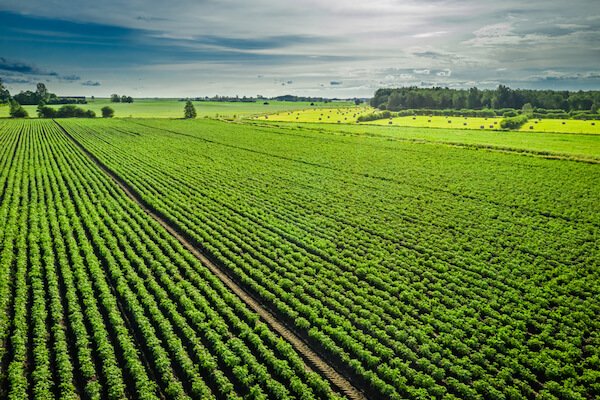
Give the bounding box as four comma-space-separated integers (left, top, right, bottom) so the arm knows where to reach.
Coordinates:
0, 1, 598, 97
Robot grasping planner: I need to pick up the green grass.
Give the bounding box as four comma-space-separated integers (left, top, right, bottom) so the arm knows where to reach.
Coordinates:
0, 98, 354, 119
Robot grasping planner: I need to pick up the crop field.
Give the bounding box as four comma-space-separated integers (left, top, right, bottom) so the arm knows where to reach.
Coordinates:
261, 108, 600, 134
255, 121, 600, 162
0, 120, 344, 400
36, 118, 598, 400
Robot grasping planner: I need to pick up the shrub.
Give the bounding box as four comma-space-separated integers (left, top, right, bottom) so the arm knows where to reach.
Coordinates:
55, 105, 95, 118
500, 114, 529, 130
9, 100, 28, 118
37, 105, 57, 118
101, 106, 115, 118
357, 110, 392, 122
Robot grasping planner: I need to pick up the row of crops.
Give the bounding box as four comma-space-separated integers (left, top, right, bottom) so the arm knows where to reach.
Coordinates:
60, 118, 600, 399
0, 119, 342, 400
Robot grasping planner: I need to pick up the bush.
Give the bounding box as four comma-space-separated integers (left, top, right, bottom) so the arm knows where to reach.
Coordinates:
37, 105, 57, 118
53, 105, 95, 118
357, 110, 392, 122
9, 100, 28, 118
101, 106, 115, 118
500, 114, 529, 130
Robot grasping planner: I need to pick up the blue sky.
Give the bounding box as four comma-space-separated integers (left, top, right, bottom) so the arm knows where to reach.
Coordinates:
1, 1, 599, 97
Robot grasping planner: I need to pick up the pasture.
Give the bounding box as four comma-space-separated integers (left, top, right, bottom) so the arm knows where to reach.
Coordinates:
0, 99, 354, 119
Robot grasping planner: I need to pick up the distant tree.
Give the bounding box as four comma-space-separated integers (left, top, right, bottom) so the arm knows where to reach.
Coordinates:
38, 101, 48, 117
183, 101, 197, 119
354, 98, 362, 105
110, 94, 121, 103
372, 85, 600, 112
54, 105, 95, 118
387, 92, 402, 110
522, 103, 534, 116
91, 95, 95, 100
9, 100, 28, 118
36, 83, 49, 102
467, 87, 481, 109
0, 78, 10, 103
121, 95, 128, 103
13, 90, 38, 105
101, 106, 114, 118
37, 103, 57, 118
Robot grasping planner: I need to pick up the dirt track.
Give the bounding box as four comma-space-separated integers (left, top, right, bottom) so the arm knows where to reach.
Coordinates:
56, 120, 368, 400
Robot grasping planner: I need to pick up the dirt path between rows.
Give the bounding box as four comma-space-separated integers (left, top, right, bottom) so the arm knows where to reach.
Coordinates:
56, 120, 368, 400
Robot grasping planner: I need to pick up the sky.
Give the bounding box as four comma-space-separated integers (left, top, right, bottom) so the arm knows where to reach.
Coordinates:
1, 0, 599, 98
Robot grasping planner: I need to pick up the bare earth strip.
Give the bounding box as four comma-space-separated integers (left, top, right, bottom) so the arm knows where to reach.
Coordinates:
55, 120, 368, 400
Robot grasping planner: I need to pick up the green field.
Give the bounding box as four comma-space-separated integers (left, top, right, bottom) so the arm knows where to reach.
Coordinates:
256, 106, 374, 123
0, 119, 341, 400
64, 119, 600, 398
1, 117, 599, 399
256, 121, 600, 162
518, 118, 600, 134
0, 99, 353, 119
263, 108, 600, 135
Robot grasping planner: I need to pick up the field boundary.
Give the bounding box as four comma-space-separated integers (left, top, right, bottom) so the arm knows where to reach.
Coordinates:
55, 120, 369, 400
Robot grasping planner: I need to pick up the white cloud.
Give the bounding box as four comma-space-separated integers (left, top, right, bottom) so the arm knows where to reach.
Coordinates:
413, 69, 431, 75
2, 0, 599, 95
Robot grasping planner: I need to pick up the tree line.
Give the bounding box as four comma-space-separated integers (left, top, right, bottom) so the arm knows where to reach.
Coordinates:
371, 86, 600, 112
110, 94, 134, 103
3, 82, 87, 106
0, 79, 116, 118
